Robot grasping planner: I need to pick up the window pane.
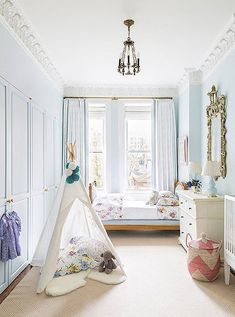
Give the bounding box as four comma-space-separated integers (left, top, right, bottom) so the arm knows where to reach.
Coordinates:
88, 105, 105, 189
126, 111, 152, 190
89, 117, 104, 152
89, 153, 104, 188
127, 119, 151, 151
127, 152, 152, 189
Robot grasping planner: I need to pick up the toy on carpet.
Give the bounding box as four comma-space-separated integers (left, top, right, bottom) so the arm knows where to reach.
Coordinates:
99, 251, 117, 274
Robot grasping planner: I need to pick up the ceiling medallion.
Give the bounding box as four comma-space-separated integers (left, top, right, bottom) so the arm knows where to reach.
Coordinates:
118, 19, 140, 76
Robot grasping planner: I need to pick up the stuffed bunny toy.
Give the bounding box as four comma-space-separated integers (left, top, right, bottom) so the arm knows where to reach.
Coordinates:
99, 251, 117, 274
146, 190, 159, 206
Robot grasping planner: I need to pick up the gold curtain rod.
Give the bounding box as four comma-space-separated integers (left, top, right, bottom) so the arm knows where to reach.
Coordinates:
64, 96, 173, 100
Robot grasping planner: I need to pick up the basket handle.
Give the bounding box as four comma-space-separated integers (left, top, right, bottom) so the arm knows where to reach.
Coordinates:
186, 233, 193, 248
217, 240, 223, 252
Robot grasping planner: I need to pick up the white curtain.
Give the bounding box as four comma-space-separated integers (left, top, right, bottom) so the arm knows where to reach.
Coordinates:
63, 98, 88, 182
154, 99, 177, 192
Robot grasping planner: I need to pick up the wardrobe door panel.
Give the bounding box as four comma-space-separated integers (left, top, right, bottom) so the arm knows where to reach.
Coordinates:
44, 189, 55, 220
11, 91, 29, 196
45, 114, 55, 188
0, 81, 6, 201
0, 207, 9, 293
45, 114, 56, 222
31, 193, 44, 254
30, 104, 45, 257
9, 198, 29, 283
54, 120, 62, 186
0, 79, 8, 293
32, 106, 44, 192
9, 89, 30, 283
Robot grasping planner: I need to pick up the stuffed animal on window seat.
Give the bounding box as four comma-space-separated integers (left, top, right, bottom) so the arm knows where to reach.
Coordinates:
99, 251, 117, 274
146, 190, 159, 206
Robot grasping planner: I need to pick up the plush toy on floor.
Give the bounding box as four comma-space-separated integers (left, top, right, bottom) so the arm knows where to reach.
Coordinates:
99, 251, 117, 274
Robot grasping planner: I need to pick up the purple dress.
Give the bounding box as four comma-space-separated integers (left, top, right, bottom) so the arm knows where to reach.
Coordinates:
0, 211, 21, 262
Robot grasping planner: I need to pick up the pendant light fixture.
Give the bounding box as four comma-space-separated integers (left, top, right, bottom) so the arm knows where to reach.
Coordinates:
118, 19, 140, 75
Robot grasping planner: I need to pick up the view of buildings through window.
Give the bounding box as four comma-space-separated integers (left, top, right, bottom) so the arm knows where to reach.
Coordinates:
88, 102, 152, 191
125, 105, 152, 190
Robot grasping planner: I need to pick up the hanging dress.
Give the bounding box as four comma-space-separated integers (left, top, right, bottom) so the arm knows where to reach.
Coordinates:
0, 211, 21, 262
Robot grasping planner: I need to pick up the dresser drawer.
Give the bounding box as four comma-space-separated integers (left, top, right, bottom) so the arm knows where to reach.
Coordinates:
179, 196, 196, 217
180, 209, 196, 239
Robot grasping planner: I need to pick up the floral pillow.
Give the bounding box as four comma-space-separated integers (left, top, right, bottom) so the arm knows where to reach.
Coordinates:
159, 190, 175, 198
157, 197, 179, 206
54, 236, 109, 277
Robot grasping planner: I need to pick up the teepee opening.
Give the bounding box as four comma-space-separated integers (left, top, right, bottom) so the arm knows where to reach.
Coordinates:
31, 144, 126, 296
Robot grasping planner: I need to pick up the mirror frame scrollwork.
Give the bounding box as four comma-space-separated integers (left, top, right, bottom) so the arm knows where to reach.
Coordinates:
206, 85, 227, 178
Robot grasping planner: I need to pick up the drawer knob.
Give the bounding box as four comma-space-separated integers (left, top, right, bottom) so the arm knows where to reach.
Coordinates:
189, 207, 192, 210
180, 202, 183, 205
181, 231, 184, 234
189, 223, 192, 226
180, 215, 184, 218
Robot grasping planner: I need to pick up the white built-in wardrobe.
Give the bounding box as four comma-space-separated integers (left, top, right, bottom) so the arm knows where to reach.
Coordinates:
0, 76, 61, 293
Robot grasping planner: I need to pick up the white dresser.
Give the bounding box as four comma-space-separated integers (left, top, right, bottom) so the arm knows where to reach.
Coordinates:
177, 190, 224, 252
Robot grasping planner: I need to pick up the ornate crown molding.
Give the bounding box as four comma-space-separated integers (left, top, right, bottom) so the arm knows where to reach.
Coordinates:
178, 14, 235, 94
0, 0, 63, 90
64, 84, 178, 98
200, 14, 235, 80
178, 69, 202, 95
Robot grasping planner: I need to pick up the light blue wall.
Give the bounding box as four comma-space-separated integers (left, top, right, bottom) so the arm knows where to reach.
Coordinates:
201, 48, 235, 195
178, 82, 201, 182
178, 87, 189, 181
189, 84, 201, 163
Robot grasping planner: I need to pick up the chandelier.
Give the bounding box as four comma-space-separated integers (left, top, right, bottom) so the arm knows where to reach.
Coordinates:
118, 19, 140, 76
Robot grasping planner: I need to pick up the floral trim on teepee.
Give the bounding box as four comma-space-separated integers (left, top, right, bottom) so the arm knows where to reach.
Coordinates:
65, 161, 80, 184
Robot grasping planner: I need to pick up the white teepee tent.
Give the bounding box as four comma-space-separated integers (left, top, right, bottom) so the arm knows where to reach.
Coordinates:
32, 156, 126, 295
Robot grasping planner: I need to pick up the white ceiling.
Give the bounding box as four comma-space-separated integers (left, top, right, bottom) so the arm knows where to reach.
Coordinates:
18, 0, 235, 87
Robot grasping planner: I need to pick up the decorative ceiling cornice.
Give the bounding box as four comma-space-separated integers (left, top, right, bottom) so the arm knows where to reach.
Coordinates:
178, 14, 235, 94
64, 84, 178, 98
178, 69, 202, 95
200, 13, 235, 79
0, 0, 63, 90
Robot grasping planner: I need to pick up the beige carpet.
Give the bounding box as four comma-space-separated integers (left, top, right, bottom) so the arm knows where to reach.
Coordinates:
1, 231, 235, 317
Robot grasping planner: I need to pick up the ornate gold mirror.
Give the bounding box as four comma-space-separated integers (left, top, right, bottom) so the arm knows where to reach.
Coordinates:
206, 85, 227, 178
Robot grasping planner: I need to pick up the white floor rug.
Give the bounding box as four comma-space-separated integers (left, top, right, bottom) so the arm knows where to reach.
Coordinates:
0, 231, 235, 317
46, 268, 127, 296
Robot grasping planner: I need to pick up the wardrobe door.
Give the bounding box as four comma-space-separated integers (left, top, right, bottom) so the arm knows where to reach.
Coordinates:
0, 79, 9, 293
44, 114, 56, 220
9, 88, 30, 283
30, 104, 45, 258
55, 120, 62, 186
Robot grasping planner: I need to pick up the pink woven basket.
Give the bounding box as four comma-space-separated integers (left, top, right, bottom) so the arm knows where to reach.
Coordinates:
186, 233, 222, 282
